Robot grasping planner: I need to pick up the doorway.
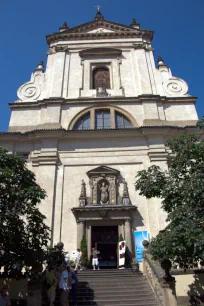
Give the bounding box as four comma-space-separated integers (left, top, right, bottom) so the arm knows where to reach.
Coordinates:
91, 226, 118, 268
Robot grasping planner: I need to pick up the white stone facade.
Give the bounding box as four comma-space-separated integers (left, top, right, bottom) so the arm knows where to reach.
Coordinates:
0, 13, 199, 260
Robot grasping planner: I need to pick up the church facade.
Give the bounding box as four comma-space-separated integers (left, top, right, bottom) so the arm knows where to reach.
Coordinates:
0, 11, 198, 265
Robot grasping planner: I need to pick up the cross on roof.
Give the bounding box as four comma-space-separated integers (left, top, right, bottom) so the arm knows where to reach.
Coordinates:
94, 4, 102, 12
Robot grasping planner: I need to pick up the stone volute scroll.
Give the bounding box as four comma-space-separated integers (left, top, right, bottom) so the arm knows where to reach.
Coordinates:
157, 56, 189, 97
79, 180, 87, 207
17, 61, 45, 102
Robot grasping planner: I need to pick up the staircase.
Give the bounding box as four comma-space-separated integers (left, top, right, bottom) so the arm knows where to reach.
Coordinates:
69, 269, 158, 306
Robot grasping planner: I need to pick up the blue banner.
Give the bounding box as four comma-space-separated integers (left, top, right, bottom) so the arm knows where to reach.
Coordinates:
134, 231, 150, 262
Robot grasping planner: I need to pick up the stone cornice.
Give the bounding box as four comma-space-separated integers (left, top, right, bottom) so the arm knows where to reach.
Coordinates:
72, 205, 137, 222
46, 30, 153, 45
9, 95, 197, 109
0, 126, 197, 142
72, 205, 137, 212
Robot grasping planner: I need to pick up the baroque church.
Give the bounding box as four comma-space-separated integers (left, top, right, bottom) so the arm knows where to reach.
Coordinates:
0, 10, 198, 266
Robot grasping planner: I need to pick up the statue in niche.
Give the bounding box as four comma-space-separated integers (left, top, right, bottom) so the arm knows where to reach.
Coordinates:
99, 181, 109, 204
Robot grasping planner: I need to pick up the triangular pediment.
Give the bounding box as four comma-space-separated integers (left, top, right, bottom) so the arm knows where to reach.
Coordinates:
69, 19, 136, 34
46, 18, 154, 45
87, 165, 119, 176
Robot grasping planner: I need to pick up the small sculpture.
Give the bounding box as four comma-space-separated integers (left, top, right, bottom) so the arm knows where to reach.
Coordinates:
79, 180, 87, 207
80, 180, 86, 198
122, 178, 130, 205
100, 182, 109, 204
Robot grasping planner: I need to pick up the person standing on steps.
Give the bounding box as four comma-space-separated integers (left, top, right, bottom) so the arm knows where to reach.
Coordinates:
44, 266, 57, 306
67, 267, 78, 306
74, 248, 83, 271
59, 265, 72, 306
92, 247, 100, 270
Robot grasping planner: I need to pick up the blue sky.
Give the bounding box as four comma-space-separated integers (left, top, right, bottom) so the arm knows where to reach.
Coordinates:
0, 0, 203, 131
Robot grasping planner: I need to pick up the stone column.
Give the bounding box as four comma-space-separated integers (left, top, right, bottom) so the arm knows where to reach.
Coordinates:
77, 221, 85, 249
118, 223, 125, 239
124, 218, 133, 254
87, 224, 92, 260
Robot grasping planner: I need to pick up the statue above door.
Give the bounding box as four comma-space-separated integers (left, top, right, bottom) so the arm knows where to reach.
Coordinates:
79, 166, 131, 207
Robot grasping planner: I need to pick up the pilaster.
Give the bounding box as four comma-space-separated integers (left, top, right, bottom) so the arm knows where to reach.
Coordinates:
124, 218, 133, 254
77, 221, 85, 249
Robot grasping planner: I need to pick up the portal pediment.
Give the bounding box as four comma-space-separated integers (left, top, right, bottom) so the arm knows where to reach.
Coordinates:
87, 165, 119, 177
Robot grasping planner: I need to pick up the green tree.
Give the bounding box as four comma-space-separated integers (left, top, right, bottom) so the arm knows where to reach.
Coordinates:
0, 147, 50, 275
135, 128, 204, 270
81, 234, 88, 266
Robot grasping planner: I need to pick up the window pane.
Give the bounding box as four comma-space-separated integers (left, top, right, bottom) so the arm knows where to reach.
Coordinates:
115, 112, 132, 129
74, 119, 83, 130
115, 113, 123, 128
95, 110, 110, 129
83, 114, 90, 129
124, 118, 131, 127
103, 110, 110, 129
95, 111, 103, 129
74, 113, 90, 130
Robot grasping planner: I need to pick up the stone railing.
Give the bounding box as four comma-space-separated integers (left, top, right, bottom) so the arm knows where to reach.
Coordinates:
142, 241, 177, 306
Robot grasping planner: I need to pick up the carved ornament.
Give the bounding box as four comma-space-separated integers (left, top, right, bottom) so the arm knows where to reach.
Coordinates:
163, 77, 188, 97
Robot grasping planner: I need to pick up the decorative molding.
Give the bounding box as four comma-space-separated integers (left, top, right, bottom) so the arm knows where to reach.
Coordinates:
31, 150, 58, 166
79, 48, 122, 58
133, 43, 154, 51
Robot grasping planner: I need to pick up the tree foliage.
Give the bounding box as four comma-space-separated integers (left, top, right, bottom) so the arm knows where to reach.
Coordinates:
81, 234, 88, 266
0, 147, 50, 274
135, 127, 204, 269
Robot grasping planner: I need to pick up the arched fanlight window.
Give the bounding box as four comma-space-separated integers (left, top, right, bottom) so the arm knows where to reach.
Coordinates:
73, 112, 90, 130
92, 67, 110, 89
115, 111, 132, 129
72, 109, 133, 130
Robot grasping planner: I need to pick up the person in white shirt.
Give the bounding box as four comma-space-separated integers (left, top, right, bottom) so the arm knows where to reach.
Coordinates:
74, 248, 83, 271
59, 266, 71, 306
64, 251, 70, 266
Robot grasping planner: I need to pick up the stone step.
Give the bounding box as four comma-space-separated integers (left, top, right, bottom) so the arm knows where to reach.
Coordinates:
53, 269, 158, 306
78, 272, 140, 275
75, 292, 154, 299
68, 298, 158, 306
76, 288, 151, 294
77, 280, 147, 286
77, 274, 141, 278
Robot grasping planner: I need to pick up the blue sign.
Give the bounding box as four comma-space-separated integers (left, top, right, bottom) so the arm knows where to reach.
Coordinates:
134, 231, 150, 262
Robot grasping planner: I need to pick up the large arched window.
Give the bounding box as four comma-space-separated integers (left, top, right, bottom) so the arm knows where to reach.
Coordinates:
73, 112, 90, 130
92, 67, 110, 89
72, 108, 134, 130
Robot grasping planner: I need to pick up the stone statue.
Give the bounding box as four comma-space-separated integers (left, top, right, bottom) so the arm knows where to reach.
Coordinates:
100, 182, 109, 204
80, 180, 86, 198
79, 180, 86, 207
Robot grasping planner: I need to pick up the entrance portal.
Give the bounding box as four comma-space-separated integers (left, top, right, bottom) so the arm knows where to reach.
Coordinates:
91, 226, 118, 268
